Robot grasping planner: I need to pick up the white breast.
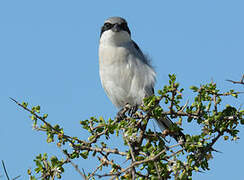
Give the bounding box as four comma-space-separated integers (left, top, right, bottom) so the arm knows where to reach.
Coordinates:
99, 38, 156, 108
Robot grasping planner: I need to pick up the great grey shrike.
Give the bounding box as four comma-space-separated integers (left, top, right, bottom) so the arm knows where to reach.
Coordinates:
98, 17, 184, 142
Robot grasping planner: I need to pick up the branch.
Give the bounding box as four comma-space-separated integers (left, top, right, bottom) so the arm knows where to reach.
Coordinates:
9, 98, 87, 146
76, 145, 126, 156
124, 134, 136, 179
195, 132, 223, 164
226, 75, 244, 85
12, 175, 21, 180
154, 161, 161, 179
96, 143, 182, 178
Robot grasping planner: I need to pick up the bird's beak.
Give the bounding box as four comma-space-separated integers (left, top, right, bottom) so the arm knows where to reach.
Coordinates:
112, 24, 120, 32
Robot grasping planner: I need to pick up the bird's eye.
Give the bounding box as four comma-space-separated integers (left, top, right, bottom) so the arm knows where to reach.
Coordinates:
100, 22, 114, 37
120, 23, 127, 29
103, 23, 112, 30
120, 22, 131, 35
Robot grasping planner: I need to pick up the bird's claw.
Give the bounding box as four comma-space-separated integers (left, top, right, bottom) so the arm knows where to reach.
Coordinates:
128, 105, 138, 117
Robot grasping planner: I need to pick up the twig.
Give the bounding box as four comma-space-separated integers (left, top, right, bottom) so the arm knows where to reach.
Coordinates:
88, 163, 103, 179
61, 149, 87, 180
9, 98, 87, 146
213, 94, 218, 113
124, 135, 136, 161
12, 175, 21, 180
179, 100, 189, 112
124, 134, 136, 179
226, 75, 244, 85
160, 111, 199, 118
169, 87, 177, 114
135, 171, 149, 179
154, 161, 161, 179
166, 149, 184, 159
76, 145, 126, 156
137, 97, 163, 147
1, 160, 10, 180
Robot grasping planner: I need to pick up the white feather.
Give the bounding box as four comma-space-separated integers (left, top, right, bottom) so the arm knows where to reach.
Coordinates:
99, 29, 156, 108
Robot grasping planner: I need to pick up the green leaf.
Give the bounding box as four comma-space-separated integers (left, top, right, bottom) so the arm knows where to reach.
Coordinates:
30, 115, 36, 121
22, 102, 28, 108
194, 166, 199, 171
35, 105, 40, 111
50, 156, 58, 166
80, 151, 88, 159
43, 113, 48, 119
224, 136, 229, 140
240, 119, 244, 125
190, 86, 198, 92
27, 168, 31, 175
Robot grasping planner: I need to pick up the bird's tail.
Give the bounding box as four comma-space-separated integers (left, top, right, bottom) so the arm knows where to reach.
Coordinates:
154, 115, 185, 144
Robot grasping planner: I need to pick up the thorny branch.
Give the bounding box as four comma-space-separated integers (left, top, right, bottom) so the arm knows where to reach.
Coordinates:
95, 143, 182, 179
10, 98, 128, 179
10, 75, 244, 179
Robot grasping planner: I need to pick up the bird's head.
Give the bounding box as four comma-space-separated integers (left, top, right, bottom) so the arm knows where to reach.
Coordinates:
100, 17, 131, 45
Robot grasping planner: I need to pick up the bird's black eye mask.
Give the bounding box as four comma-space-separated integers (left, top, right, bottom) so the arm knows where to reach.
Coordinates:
100, 22, 131, 37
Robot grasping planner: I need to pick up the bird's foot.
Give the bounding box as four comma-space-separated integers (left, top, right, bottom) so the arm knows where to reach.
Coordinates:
116, 104, 131, 121
128, 105, 138, 118
116, 104, 138, 120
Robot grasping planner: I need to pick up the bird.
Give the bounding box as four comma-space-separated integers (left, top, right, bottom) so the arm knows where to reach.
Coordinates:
98, 16, 185, 143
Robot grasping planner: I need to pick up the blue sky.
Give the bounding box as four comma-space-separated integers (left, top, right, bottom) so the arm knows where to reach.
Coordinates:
0, 0, 243, 179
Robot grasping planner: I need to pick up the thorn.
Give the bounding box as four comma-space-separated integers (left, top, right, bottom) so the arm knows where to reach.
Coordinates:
180, 100, 189, 112
210, 147, 222, 153
9, 97, 18, 103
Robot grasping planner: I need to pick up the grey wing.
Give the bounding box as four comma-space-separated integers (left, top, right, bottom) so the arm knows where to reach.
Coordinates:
132, 40, 152, 67
132, 40, 144, 57
132, 40, 185, 143
132, 40, 155, 96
